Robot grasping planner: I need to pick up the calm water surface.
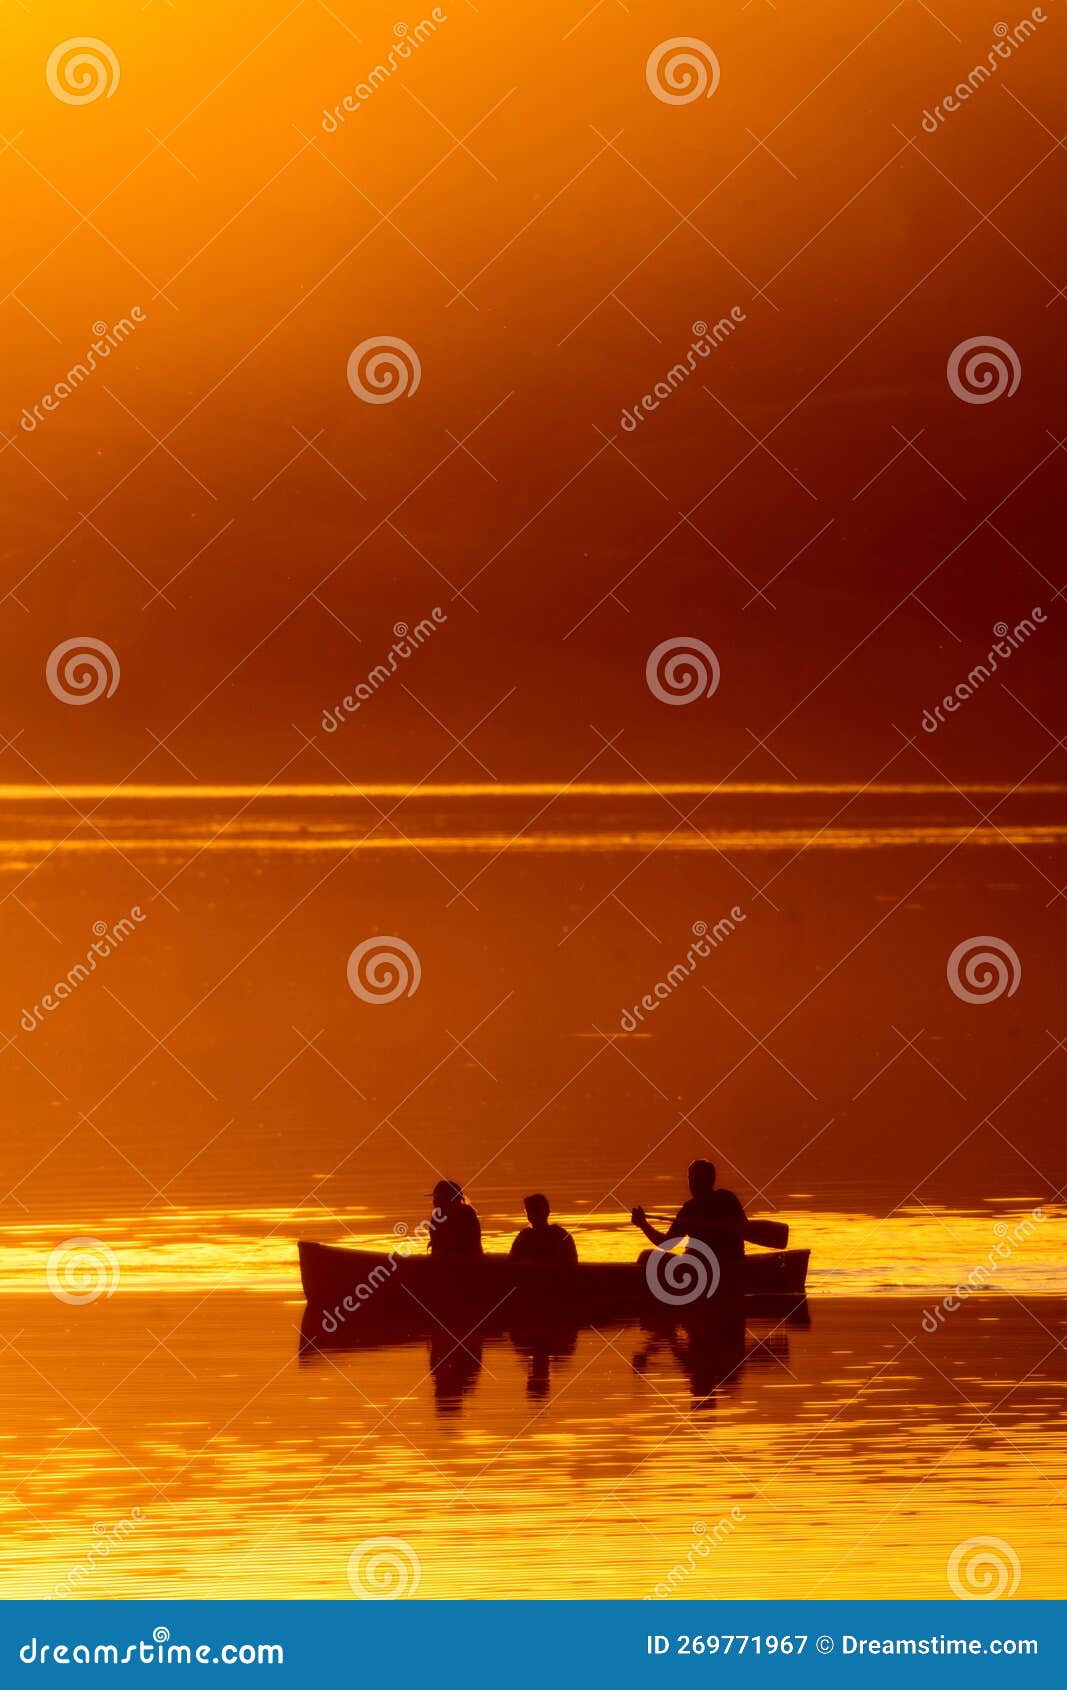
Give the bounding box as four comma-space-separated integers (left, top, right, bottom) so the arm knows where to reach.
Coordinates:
1, 1278, 1064, 1599
1, 788, 1064, 1598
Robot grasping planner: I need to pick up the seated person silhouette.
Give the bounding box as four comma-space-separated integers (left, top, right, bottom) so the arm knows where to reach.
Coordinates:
428, 1179, 483, 1258
630, 1159, 745, 1264
509, 1193, 578, 1267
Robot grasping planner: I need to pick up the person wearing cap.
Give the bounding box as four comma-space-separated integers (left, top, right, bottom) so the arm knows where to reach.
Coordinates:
428, 1179, 483, 1259
509, 1193, 578, 1267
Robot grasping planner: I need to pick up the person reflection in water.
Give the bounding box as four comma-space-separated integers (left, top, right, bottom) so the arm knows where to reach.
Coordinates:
509, 1194, 578, 1267
429, 1332, 483, 1414
510, 1324, 578, 1400
631, 1320, 748, 1410
630, 1159, 746, 1263
428, 1179, 483, 1258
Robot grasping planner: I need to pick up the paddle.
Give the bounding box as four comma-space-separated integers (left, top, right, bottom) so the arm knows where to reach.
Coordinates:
743, 1219, 789, 1250
646, 1213, 790, 1250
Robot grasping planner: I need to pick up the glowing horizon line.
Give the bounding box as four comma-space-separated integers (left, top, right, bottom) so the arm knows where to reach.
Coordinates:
0, 781, 1064, 802
4, 825, 1066, 856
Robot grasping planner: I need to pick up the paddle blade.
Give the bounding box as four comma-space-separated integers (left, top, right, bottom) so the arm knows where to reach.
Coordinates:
744, 1218, 789, 1250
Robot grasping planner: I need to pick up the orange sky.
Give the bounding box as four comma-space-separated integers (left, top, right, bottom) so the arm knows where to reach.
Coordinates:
1, 1, 1064, 786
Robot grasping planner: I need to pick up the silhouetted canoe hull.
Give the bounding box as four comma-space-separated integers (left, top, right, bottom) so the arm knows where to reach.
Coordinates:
297, 1242, 809, 1340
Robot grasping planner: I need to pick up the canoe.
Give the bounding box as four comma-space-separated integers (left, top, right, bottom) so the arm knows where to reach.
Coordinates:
297, 1241, 809, 1341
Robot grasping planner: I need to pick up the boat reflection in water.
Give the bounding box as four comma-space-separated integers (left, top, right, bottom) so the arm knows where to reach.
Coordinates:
297, 1235, 812, 1413
630, 1310, 806, 1411
298, 1297, 810, 1415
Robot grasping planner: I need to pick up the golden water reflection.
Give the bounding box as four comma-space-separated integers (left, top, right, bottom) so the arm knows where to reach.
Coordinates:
0, 1288, 1063, 1600
0, 1204, 1062, 1297
2, 1208, 1063, 1597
